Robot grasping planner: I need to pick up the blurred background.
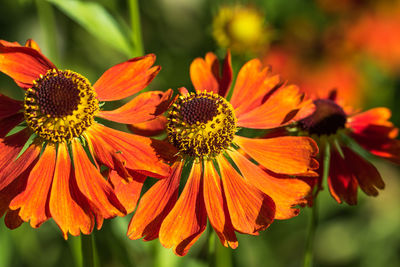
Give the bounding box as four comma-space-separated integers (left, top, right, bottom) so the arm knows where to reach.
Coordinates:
1, 0, 400, 266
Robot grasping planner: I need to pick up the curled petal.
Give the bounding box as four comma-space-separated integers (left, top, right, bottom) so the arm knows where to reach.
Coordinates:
128, 115, 167, 136
97, 89, 173, 124
128, 161, 182, 241
4, 209, 24, 229
10, 144, 57, 228
234, 135, 319, 175
50, 143, 93, 239
203, 160, 238, 248
94, 54, 160, 101
217, 155, 275, 234
228, 150, 312, 219
159, 162, 207, 256
0, 42, 55, 89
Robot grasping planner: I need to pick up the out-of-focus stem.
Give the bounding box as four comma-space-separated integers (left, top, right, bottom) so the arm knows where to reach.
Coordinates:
35, 0, 58, 64
128, 0, 144, 56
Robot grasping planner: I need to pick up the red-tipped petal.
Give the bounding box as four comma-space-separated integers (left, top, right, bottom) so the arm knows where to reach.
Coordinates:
97, 89, 173, 124
217, 155, 275, 234
159, 162, 207, 256
348, 108, 397, 138
0, 43, 55, 89
203, 160, 238, 248
228, 150, 311, 219
87, 123, 170, 178
94, 54, 160, 101
108, 170, 146, 214
49, 143, 93, 239
234, 135, 319, 175
328, 148, 358, 205
4, 209, 24, 229
342, 147, 385, 196
236, 85, 308, 129
71, 140, 125, 219
10, 144, 57, 228
128, 161, 182, 241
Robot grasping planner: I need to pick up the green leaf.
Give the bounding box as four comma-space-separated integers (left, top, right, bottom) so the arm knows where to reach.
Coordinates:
15, 133, 37, 160
47, 0, 132, 56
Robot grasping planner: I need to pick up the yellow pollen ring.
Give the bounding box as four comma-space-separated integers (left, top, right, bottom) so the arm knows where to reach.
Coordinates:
24, 69, 99, 143
167, 91, 237, 159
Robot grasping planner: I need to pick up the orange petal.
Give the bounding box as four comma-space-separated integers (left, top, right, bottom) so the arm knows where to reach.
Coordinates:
342, 146, 385, 197
4, 209, 23, 229
217, 155, 275, 234
348, 108, 397, 138
0, 94, 22, 120
128, 115, 167, 136
94, 54, 160, 101
159, 161, 207, 256
128, 161, 182, 241
10, 144, 57, 228
229, 59, 277, 112
97, 89, 173, 124
234, 135, 319, 175
49, 143, 93, 239
0, 142, 40, 191
328, 148, 358, 205
86, 123, 170, 178
190, 55, 219, 94
71, 140, 125, 219
236, 85, 308, 129
227, 150, 311, 219
108, 170, 146, 214
24, 39, 41, 52
203, 160, 238, 248
0, 43, 56, 89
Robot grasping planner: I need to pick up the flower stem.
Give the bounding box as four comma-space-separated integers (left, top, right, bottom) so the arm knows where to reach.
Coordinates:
35, 0, 58, 64
128, 0, 144, 56
81, 234, 96, 267
303, 142, 330, 267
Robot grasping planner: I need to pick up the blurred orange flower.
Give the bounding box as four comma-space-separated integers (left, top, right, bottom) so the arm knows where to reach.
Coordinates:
0, 39, 170, 238
127, 52, 319, 256
298, 90, 400, 204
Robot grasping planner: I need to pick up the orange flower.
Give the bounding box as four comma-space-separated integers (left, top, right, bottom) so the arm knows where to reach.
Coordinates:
298, 90, 400, 205
0, 39, 171, 238
127, 52, 319, 256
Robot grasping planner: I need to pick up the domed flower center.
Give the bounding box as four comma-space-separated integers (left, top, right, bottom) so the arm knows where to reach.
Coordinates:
167, 91, 237, 158
24, 69, 98, 143
300, 99, 347, 136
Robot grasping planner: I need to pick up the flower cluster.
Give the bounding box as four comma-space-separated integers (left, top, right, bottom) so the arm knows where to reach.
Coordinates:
0, 38, 399, 257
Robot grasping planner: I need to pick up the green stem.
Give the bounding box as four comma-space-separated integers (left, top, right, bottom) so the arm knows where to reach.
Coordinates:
81, 235, 96, 267
208, 229, 216, 265
128, 0, 144, 56
303, 142, 330, 267
35, 0, 58, 64
215, 240, 233, 267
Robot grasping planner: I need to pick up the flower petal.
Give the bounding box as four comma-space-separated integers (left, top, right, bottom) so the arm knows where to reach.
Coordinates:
234, 135, 319, 175
0, 113, 24, 138
228, 150, 311, 219
4, 209, 24, 229
127, 161, 182, 241
108, 169, 146, 214
0, 42, 55, 89
128, 115, 167, 136
342, 146, 385, 197
159, 161, 207, 256
71, 139, 125, 219
86, 123, 170, 178
236, 85, 309, 129
49, 143, 93, 239
203, 160, 238, 248
10, 144, 57, 228
97, 89, 173, 124
94, 54, 160, 101
327, 148, 358, 205
0, 94, 22, 120
190, 54, 219, 94
217, 155, 275, 234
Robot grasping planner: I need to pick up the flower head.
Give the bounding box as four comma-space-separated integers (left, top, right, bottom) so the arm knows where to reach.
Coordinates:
0, 39, 171, 238
212, 5, 270, 54
298, 90, 400, 204
127, 52, 319, 256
